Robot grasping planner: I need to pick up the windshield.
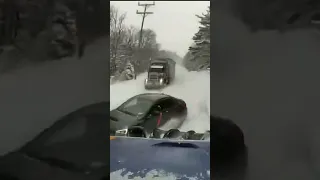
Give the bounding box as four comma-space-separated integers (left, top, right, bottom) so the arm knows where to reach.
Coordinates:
23, 113, 108, 172
118, 96, 154, 116
149, 64, 165, 73
150, 68, 165, 73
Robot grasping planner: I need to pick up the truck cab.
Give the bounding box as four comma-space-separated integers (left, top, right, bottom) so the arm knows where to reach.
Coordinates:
144, 58, 176, 89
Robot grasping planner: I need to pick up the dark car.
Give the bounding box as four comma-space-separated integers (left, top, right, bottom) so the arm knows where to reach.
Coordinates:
110, 93, 187, 135
0, 102, 109, 180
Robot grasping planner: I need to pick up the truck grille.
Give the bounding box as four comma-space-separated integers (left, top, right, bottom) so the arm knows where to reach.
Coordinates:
149, 74, 158, 80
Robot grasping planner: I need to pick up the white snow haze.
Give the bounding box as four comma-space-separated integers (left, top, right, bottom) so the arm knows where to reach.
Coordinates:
211, 0, 320, 179
0, 38, 108, 155
110, 1, 210, 57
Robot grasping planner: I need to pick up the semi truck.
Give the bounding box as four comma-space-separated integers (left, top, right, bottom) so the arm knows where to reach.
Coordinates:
144, 57, 176, 89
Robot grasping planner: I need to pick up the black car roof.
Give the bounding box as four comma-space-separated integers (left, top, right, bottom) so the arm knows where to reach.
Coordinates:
135, 93, 171, 102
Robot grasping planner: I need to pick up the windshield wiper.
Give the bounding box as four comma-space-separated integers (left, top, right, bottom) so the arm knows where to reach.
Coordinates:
25, 152, 89, 173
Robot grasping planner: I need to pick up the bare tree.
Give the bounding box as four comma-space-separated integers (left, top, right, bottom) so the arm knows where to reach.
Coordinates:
110, 5, 163, 76
128, 28, 158, 73
138, 28, 157, 49
123, 25, 138, 48
110, 5, 127, 75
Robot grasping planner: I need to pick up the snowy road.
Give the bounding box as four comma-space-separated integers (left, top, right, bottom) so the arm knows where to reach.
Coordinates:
110, 65, 210, 132
0, 38, 108, 155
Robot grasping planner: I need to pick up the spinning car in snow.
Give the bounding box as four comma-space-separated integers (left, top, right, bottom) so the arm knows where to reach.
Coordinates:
110, 93, 187, 135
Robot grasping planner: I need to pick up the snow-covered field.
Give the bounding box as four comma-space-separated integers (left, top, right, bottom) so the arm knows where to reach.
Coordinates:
0, 37, 108, 155
110, 65, 210, 132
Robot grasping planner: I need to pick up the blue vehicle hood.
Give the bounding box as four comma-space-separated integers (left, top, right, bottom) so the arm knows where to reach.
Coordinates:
110, 136, 210, 179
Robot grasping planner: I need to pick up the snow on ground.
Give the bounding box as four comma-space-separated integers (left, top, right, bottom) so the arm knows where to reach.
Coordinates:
0, 37, 108, 155
110, 65, 210, 132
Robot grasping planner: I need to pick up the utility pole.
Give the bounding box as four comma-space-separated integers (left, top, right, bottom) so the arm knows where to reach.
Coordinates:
136, 1, 155, 48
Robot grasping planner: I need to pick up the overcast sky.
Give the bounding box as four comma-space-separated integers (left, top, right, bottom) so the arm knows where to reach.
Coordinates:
110, 1, 210, 57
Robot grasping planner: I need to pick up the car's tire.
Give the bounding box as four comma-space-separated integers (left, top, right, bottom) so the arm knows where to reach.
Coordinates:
152, 128, 165, 138
185, 130, 196, 139
163, 129, 181, 139
127, 126, 147, 138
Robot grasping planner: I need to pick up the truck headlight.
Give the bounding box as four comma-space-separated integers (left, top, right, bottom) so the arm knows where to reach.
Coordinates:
115, 129, 128, 136
159, 78, 164, 84
145, 78, 148, 83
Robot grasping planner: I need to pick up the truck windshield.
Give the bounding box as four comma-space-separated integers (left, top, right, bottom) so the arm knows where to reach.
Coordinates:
150, 68, 164, 73
149, 65, 165, 73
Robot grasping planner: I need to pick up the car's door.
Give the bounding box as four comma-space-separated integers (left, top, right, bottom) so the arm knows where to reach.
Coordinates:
157, 98, 177, 127
141, 104, 161, 133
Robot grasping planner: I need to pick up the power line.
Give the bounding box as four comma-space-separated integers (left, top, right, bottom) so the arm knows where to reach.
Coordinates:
136, 1, 155, 48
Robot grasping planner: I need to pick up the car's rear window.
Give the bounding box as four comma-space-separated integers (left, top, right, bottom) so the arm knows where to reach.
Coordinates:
118, 97, 154, 116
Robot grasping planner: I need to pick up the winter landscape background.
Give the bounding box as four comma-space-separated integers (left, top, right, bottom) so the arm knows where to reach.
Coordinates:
0, 0, 108, 155
109, 1, 210, 80
0, 0, 211, 157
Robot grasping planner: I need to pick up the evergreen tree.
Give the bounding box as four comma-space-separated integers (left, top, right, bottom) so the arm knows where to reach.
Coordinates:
188, 6, 210, 70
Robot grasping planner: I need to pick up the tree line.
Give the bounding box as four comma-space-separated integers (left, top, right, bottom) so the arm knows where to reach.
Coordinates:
110, 4, 210, 76
110, 4, 163, 77
183, 6, 210, 71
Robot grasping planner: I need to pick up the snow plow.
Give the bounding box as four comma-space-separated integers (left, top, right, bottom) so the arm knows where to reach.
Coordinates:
110, 128, 210, 179
144, 58, 176, 89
